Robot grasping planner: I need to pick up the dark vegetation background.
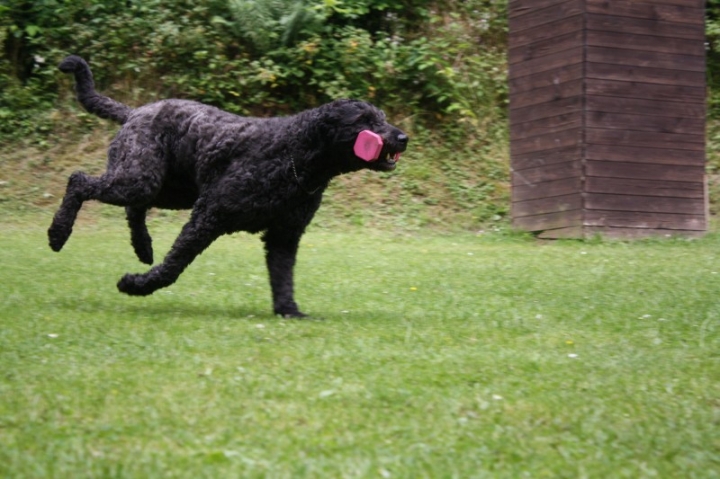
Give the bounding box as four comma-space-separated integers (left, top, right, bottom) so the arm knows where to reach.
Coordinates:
2, 0, 720, 230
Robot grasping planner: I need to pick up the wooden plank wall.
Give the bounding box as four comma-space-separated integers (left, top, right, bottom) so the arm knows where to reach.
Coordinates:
583, 0, 707, 238
509, 0, 585, 237
508, 0, 707, 238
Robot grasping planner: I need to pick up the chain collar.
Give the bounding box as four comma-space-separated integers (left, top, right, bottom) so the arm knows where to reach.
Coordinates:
290, 157, 322, 195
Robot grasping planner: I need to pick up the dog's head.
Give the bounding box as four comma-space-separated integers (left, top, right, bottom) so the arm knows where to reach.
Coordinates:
314, 99, 408, 172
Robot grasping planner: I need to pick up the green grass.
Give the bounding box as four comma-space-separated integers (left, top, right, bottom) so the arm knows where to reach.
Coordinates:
1, 217, 719, 478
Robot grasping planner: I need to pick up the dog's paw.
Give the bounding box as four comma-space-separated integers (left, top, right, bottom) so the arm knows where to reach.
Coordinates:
130, 229, 154, 265
134, 246, 154, 265
117, 273, 155, 296
47, 224, 71, 252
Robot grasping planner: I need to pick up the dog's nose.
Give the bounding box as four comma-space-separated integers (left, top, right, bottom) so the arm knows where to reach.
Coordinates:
397, 134, 409, 144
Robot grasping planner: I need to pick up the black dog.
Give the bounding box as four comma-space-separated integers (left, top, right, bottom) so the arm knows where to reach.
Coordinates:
49, 55, 408, 317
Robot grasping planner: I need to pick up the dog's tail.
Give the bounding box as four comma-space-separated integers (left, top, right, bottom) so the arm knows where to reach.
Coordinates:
59, 55, 132, 124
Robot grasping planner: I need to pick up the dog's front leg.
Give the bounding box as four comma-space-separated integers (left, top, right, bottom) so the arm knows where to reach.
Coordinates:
118, 210, 221, 296
262, 228, 306, 318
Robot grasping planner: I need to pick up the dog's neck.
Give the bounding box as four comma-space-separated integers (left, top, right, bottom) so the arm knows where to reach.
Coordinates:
284, 132, 344, 195
289, 156, 326, 195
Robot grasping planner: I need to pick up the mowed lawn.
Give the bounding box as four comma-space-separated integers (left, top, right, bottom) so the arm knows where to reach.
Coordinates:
1, 218, 719, 478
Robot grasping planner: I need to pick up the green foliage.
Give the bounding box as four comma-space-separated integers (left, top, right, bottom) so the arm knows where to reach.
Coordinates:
707, 0, 720, 212
708, 0, 720, 118
0, 0, 508, 126
225, 0, 326, 52
0, 38, 55, 141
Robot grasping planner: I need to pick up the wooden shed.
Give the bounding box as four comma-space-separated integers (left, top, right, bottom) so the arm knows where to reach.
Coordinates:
508, 0, 707, 239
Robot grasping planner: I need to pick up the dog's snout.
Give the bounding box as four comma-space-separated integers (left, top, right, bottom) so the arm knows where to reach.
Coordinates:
397, 134, 409, 144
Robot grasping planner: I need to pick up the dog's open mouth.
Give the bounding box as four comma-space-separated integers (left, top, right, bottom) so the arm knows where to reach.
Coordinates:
376, 151, 402, 171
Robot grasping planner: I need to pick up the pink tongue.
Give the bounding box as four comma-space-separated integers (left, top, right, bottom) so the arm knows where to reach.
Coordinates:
393, 153, 402, 161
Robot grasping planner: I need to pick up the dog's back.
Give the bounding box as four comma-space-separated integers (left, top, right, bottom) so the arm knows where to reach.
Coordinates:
115, 99, 289, 178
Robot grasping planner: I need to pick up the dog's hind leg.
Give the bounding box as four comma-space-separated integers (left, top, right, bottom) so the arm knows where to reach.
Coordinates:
48, 149, 164, 252
48, 171, 89, 252
126, 206, 154, 265
117, 202, 222, 296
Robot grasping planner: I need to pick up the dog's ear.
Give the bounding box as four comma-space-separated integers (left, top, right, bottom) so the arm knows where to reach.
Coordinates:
304, 100, 357, 144
326, 100, 383, 143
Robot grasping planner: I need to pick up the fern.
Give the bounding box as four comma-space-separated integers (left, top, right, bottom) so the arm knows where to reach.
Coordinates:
227, 0, 324, 53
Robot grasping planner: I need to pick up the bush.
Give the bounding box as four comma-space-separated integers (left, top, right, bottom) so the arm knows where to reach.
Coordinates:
1, 1, 508, 125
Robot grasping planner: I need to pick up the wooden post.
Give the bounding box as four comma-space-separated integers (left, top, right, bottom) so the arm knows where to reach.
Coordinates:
509, 0, 707, 239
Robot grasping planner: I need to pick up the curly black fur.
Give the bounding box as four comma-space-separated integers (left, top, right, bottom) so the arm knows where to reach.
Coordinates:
49, 55, 409, 318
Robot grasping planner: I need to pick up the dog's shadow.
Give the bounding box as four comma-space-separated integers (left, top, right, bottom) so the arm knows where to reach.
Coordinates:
51, 295, 280, 322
